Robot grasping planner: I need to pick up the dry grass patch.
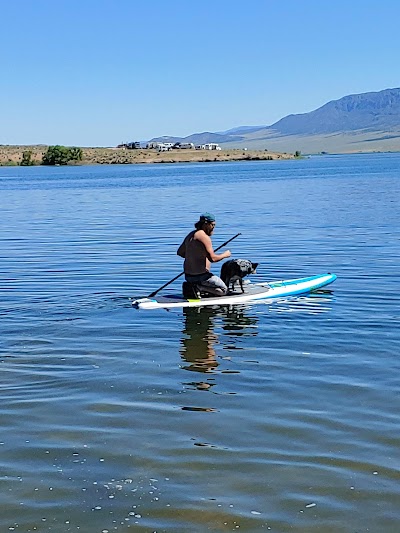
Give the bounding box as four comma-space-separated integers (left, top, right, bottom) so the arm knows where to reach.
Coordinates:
0, 146, 294, 166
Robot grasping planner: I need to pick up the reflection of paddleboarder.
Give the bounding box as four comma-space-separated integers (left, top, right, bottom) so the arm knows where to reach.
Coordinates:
179, 305, 259, 379
180, 307, 219, 374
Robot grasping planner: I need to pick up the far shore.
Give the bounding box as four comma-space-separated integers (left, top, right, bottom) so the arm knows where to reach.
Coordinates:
0, 145, 296, 166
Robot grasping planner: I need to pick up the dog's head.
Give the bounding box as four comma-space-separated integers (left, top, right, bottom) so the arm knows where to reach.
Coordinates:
248, 262, 258, 274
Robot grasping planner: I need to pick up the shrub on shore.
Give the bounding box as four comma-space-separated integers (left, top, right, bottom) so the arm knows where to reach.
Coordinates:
20, 150, 38, 166
42, 145, 83, 165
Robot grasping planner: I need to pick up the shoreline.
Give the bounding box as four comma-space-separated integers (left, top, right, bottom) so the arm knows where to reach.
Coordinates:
0, 145, 295, 166
2, 145, 397, 167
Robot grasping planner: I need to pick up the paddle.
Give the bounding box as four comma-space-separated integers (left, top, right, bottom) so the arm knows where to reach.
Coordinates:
148, 232, 242, 298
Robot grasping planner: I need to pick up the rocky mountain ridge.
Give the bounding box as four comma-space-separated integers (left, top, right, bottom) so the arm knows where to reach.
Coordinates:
149, 88, 400, 153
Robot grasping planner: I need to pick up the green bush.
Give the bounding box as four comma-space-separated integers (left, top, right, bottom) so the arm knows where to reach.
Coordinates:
20, 150, 35, 166
42, 145, 83, 165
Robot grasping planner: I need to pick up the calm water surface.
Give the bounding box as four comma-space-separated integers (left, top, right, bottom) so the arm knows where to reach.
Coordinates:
0, 154, 399, 532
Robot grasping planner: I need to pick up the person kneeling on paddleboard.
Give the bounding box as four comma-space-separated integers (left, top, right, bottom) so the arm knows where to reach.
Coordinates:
177, 213, 231, 298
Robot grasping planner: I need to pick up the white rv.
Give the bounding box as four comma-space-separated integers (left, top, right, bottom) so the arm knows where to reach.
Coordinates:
203, 143, 222, 150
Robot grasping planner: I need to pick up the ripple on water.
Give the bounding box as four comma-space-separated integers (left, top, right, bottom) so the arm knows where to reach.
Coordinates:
0, 157, 400, 531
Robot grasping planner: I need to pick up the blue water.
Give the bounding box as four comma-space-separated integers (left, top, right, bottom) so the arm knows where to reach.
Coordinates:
0, 154, 399, 532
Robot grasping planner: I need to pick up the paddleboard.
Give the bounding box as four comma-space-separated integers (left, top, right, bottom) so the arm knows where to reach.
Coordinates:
132, 273, 337, 310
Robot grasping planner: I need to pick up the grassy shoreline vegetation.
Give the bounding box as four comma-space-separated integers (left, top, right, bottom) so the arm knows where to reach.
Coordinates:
0, 145, 295, 166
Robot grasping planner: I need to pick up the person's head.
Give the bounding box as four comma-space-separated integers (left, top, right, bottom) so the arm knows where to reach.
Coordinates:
195, 212, 216, 235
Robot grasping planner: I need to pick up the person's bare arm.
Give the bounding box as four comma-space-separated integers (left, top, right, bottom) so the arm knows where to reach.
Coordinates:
195, 230, 231, 263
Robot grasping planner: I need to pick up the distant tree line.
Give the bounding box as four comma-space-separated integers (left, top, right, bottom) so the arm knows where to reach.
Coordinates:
19, 145, 83, 166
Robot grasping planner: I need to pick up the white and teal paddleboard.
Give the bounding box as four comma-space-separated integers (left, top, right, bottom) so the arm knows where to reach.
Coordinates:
132, 273, 337, 310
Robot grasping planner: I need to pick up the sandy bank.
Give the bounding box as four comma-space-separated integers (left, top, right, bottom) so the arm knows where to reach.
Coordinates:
0, 146, 295, 166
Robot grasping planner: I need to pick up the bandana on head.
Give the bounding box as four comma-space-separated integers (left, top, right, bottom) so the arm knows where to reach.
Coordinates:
200, 212, 215, 223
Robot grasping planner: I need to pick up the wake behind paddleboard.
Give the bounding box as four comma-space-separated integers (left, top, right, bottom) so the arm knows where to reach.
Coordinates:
132, 273, 337, 310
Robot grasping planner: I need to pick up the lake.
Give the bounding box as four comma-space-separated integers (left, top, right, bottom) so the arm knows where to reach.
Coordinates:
0, 154, 399, 532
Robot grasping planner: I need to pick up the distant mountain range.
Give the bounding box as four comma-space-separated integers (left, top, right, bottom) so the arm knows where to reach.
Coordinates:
149, 88, 400, 154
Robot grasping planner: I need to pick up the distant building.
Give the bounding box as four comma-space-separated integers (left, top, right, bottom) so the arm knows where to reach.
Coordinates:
127, 142, 141, 149
147, 142, 174, 150
157, 143, 173, 152
117, 141, 141, 149
202, 143, 222, 150
173, 142, 195, 149
147, 141, 164, 149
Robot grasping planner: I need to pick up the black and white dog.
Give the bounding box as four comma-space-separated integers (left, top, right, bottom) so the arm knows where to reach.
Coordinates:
220, 259, 259, 293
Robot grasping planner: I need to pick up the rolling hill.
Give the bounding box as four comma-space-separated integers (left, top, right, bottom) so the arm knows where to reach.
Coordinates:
149, 88, 400, 154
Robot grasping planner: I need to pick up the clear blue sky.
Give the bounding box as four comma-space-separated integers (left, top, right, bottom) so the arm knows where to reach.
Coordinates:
1, 0, 399, 146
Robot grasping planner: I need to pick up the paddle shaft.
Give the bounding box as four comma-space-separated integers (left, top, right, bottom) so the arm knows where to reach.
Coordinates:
148, 232, 241, 298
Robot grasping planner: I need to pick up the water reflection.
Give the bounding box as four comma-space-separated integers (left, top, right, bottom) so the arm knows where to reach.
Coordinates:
220, 305, 259, 339
180, 307, 220, 376
179, 305, 259, 382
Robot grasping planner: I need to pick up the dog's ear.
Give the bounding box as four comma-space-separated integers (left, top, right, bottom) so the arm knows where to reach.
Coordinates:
252, 262, 259, 272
